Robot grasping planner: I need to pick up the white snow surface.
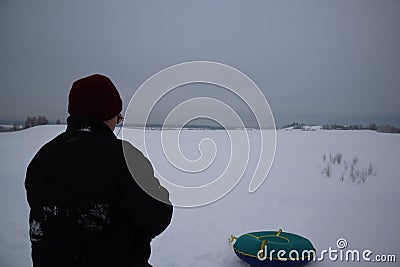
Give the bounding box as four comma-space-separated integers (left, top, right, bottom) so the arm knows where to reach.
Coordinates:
0, 126, 399, 266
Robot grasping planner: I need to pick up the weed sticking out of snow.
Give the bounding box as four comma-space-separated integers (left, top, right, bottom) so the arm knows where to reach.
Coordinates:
319, 153, 376, 184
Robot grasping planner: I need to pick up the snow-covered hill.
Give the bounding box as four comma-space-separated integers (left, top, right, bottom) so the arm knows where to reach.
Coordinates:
0, 126, 398, 266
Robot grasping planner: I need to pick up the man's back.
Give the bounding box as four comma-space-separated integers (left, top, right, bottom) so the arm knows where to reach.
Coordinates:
25, 116, 172, 267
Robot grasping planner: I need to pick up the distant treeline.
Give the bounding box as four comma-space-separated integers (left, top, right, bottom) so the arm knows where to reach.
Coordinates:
282, 122, 400, 134
321, 123, 400, 133
143, 123, 224, 130
25, 116, 50, 128
2, 118, 399, 134
0, 115, 62, 132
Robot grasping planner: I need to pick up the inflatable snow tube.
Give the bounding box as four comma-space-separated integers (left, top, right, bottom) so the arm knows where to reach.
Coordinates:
231, 229, 315, 267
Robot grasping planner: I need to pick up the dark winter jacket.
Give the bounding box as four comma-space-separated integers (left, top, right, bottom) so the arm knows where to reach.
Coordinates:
25, 116, 173, 267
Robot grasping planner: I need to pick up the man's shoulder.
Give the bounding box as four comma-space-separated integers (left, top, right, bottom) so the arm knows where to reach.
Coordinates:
120, 140, 143, 156
31, 130, 121, 162
32, 132, 66, 157
119, 140, 153, 169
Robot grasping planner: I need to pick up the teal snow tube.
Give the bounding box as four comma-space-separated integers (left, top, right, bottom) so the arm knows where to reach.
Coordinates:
230, 229, 315, 267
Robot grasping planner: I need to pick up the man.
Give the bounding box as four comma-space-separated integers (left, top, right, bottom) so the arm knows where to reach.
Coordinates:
25, 74, 173, 267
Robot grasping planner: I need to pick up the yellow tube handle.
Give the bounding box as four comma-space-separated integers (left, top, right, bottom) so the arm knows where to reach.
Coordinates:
276, 229, 282, 236
228, 234, 238, 244
259, 239, 267, 258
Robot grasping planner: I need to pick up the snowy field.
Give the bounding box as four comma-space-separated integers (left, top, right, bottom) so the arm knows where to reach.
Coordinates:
0, 126, 399, 266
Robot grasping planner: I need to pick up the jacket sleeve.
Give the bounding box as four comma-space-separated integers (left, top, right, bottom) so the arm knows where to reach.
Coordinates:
116, 141, 173, 238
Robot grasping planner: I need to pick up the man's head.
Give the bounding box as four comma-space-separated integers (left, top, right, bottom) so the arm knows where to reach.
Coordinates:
68, 74, 123, 130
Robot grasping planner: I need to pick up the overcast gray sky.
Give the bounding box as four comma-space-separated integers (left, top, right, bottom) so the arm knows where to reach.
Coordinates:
1, 0, 399, 127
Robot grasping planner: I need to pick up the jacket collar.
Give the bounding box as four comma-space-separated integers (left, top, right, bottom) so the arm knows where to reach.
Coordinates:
66, 116, 116, 139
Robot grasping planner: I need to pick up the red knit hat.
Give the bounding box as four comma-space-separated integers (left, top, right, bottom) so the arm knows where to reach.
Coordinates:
68, 74, 122, 121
